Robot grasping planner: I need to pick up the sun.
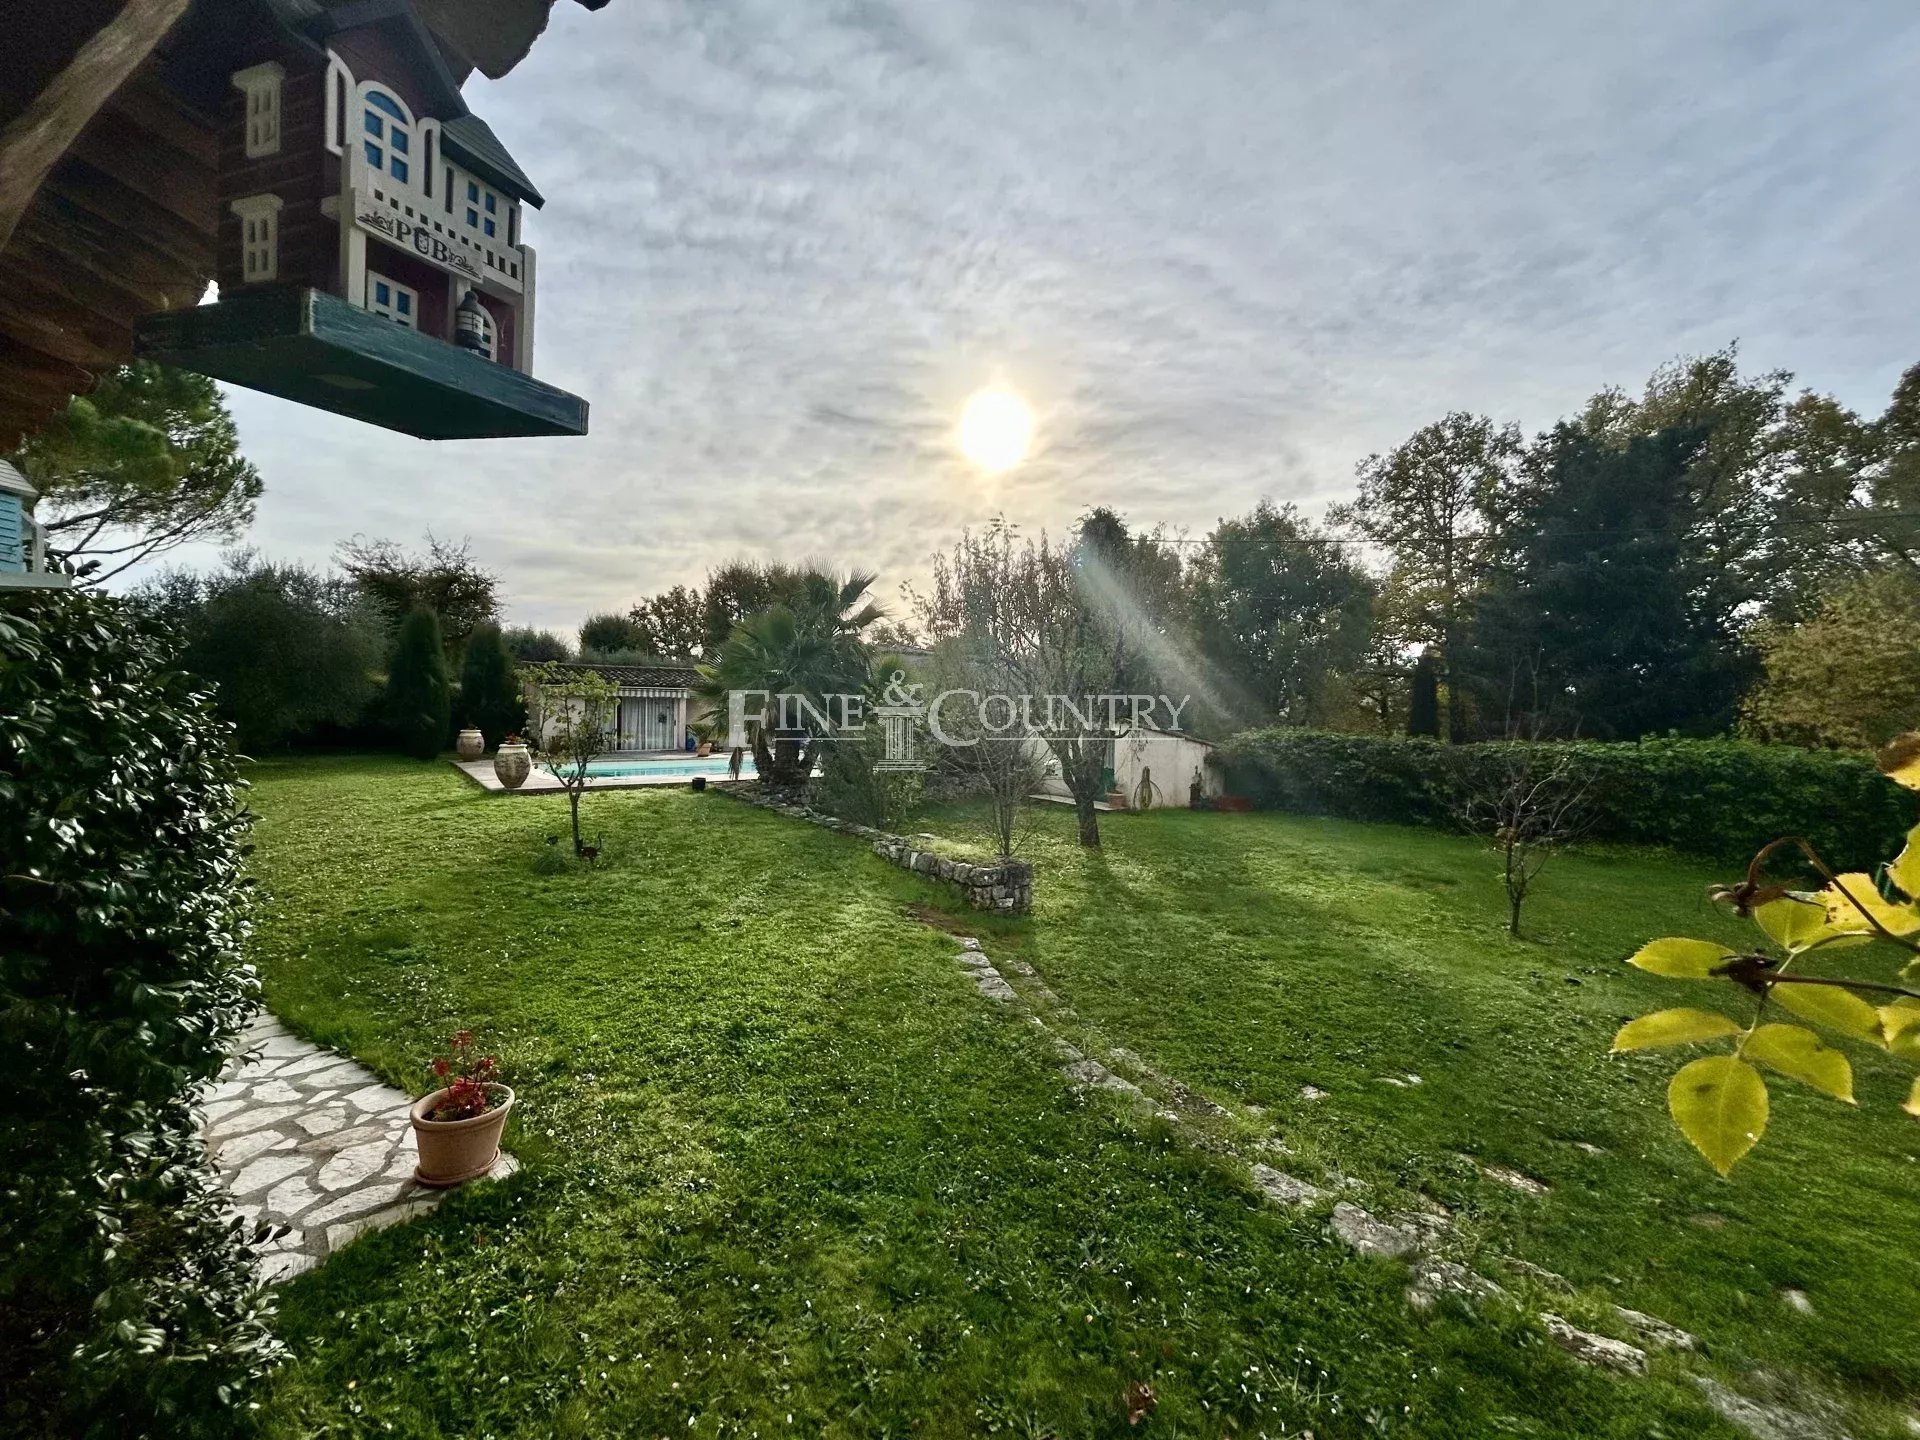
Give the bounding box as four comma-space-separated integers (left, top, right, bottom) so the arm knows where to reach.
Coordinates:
957, 387, 1035, 473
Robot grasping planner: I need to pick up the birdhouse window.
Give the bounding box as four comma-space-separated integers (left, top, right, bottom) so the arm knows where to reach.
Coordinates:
230, 194, 283, 282
361, 88, 413, 185
365, 272, 418, 329
232, 63, 284, 158
457, 177, 507, 240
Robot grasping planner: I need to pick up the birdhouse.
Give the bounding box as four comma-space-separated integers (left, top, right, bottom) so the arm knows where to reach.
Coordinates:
130, 0, 589, 440
0, 460, 71, 589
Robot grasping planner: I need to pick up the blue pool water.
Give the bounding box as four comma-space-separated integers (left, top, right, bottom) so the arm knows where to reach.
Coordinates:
561, 755, 758, 779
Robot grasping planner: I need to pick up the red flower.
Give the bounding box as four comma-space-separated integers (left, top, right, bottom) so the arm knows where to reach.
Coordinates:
423, 1029, 503, 1120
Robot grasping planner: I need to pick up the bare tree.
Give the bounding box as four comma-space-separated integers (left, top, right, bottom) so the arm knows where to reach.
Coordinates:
1465, 746, 1588, 936
914, 519, 1149, 848
1464, 659, 1591, 935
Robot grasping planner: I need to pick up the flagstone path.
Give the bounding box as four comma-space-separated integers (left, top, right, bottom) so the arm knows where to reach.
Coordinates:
202, 1010, 515, 1283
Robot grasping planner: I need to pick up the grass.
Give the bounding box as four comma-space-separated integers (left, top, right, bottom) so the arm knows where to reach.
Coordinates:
923, 798, 1920, 1431
241, 756, 1914, 1437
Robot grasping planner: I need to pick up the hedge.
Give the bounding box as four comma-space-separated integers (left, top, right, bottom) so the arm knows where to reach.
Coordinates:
1213, 729, 1915, 872
0, 591, 281, 1437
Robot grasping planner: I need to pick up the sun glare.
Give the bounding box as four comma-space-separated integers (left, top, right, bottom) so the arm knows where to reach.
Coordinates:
957, 387, 1035, 473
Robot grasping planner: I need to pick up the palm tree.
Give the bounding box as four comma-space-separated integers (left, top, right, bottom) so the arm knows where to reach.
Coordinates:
693, 571, 882, 787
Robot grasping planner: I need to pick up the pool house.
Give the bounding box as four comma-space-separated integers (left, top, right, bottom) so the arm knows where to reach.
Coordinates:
528, 660, 702, 753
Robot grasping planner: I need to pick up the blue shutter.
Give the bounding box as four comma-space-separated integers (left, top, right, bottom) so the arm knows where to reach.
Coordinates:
0, 494, 23, 573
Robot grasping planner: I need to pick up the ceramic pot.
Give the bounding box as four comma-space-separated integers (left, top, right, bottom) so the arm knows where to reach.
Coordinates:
456, 727, 485, 761
410, 1083, 514, 1187
696, 742, 712, 757
494, 742, 532, 789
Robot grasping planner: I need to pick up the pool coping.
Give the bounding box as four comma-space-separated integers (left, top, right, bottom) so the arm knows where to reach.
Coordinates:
449, 754, 747, 794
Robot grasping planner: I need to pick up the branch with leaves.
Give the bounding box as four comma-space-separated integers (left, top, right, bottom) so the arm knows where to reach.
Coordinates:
1616, 733, 1920, 1174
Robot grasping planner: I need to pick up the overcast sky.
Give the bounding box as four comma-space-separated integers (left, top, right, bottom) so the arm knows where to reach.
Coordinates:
135, 0, 1920, 631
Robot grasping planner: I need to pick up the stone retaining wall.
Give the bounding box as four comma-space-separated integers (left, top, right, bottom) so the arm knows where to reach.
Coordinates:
714, 785, 1033, 914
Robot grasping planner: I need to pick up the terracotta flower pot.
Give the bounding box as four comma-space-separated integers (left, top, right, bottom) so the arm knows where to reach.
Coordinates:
456, 727, 485, 761
696, 742, 712, 757
494, 742, 532, 789
410, 1083, 514, 1187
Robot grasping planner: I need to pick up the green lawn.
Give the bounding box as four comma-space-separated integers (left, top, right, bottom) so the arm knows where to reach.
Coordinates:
242, 756, 1918, 1437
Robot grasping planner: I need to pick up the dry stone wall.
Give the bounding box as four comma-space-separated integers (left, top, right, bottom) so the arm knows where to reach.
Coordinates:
715, 785, 1033, 914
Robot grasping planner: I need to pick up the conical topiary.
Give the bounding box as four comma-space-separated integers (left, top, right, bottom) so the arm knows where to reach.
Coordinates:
457, 620, 523, 746
386, 605, 452, 760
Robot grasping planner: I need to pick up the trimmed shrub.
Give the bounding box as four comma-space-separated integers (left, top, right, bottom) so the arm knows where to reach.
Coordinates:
1214, 729, 1913, 870
141, 557, 387, 752
385, 605, 452, 759
0, 590, 280, 1438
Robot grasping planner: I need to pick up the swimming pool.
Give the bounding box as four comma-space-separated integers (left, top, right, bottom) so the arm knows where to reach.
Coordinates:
559, 755, 758, 780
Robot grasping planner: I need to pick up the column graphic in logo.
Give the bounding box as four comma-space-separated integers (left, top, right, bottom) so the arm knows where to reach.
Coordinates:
872, 670, 928, 773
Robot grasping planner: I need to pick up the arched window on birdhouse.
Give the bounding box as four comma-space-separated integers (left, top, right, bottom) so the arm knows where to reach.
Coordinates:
361, 86, 413, 185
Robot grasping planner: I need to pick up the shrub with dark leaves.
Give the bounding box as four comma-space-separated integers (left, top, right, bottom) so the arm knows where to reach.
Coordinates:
0, 590, 282, 1438
1215, 728, 1913, 871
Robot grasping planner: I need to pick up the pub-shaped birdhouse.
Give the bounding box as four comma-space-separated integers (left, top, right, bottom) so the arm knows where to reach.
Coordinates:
134, 0, 589, 439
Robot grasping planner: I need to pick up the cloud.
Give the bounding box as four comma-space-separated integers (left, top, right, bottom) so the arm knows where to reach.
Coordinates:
133, 0, 1920, 628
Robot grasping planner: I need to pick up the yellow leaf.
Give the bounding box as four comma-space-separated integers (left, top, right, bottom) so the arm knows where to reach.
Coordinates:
1889, 1028, 1920, 1061
1878, 732, 1920, 792
1821, 874, 1920, 938
1612, 1008, 1743, 1052
1881, 998, 1920, 1042
1628, 938, 1736, 979
1905, 1076, 1920, 1119
1888, 824, 1920, 900
1668, 1055, 1769, 1177
1742, 1023, 1855, 1103
1754, 896, 1868, 955
1770, 983, 1884, 1041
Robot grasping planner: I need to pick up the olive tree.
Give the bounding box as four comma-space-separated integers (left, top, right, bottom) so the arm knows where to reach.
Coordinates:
523, 663, 616, 857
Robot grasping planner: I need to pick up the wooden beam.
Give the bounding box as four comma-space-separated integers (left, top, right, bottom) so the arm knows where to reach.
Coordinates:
19, 188, 207, 303
101, 66, 216, 168
0, 286, 132, 371
6, 227, 186, 324
0, 0, 191, 251
41, 156, 214, 277
66, 109, 216, 234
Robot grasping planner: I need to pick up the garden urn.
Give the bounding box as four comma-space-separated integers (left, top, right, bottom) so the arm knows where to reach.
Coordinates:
456, 727, 485, 761
410, 1083, 514, 1187
494, 741, 532, 789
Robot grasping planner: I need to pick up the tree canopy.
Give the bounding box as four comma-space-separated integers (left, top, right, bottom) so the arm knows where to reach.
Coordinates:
337, 535, 498, 658
9, 362, 262, 584
141, 556, 386, 753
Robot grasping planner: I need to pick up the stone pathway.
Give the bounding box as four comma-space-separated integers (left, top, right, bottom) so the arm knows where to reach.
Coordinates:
203, 1010, 515, 1283
936, 928, 1870, 1440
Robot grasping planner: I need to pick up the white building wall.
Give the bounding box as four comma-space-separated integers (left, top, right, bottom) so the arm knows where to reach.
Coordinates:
1026, 730, 1219, 807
